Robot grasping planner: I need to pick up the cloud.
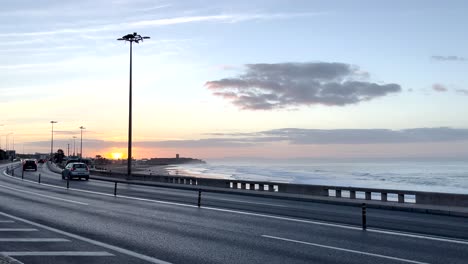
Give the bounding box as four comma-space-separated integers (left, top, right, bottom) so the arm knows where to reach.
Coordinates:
432, 83, 448, 92
456, 89, 468, 95
258, 127, 468, 144
205, 62, 401, 110
431, 55, 466, 61
53, 131, 79, 136
0, 12, 321, 38
25, 127, 468, 150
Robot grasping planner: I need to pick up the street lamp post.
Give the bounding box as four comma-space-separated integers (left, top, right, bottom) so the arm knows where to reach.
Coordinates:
73, 136, 77, 156
50, 121, 57, 160
79, 126, 85, 159
5, 133, 13, 151
117, 32, 150, 178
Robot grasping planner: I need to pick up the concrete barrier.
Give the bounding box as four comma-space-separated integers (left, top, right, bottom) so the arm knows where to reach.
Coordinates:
88, 168, 468, 207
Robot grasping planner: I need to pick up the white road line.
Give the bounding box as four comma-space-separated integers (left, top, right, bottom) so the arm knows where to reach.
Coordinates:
204, 205, 362, 229
0, 238, 69, 242
209, 197, 288, 207
368, 228, 468, 246
262, 235, 430, 264
0, 220, 14, 223
3, 169, 468, 247
0, 183, 88, 205
1, 251, 113, 257
0, 228, 37, 232
0, 212, 172, 264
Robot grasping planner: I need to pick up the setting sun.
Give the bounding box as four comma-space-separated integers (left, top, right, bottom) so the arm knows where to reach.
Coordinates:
111, 152, 123, 159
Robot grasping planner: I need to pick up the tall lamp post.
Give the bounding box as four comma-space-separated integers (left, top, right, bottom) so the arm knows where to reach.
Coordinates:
79, 126, 85, 159
5, 133, 13, 151
50, 121, 57, 160
73, 136, 77, 156
0, 125, 3, 150
117, 32, 150, 177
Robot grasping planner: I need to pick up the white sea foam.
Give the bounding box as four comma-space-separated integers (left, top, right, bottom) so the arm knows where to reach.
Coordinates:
166, 160, 468, 194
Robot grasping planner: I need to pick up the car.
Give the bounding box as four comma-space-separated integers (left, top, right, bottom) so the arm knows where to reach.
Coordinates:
61, 162, 90, 180
22, 159, 37, 171
37, 159, 45, 164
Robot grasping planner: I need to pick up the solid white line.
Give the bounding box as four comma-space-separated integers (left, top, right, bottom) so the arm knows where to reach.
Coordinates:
203, 205, 362, 230
0, 220, 14, 223
0, 212, 172, 264
0, 183, 88, 205
0, 228, 37, 232
209, 197, 288, 207
0, 238, 69, 242
3, 169, 468, 246
368, 228, 468, 246
262, 235, 430, 264
2, 251, 113, 256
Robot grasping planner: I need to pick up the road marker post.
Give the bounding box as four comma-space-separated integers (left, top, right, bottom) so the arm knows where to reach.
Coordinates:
38, 173, 41, 184
21, 169, 24, 180
114, 182, 118, 196
362, 203, 367, 230
67, 176, 70, 189
198, 190, 202, 207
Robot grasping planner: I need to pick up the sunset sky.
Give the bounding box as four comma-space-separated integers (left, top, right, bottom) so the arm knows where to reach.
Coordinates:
1, 0, 468, 160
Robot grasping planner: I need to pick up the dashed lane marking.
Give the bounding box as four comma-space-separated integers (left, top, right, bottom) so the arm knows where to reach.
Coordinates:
0, 212, 172, 264
0, 228, 37, 232
0, 238, 69, 242
1, 251, 114, 257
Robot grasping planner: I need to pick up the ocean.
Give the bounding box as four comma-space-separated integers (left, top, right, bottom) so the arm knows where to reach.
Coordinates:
165, 160, 468, 194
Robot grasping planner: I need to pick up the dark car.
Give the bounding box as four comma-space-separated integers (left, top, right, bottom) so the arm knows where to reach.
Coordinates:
23, 159, 37, 171
37, 159, 45, 164
62, 162, 89, 180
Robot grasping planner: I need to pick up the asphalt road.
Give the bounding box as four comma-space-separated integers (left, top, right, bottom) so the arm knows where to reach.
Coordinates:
0, 162, 467, 264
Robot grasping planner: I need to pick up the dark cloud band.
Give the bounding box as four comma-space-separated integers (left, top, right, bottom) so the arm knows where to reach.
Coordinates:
205, 62, 401, 110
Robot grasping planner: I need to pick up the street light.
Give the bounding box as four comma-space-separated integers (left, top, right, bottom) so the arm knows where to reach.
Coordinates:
72, 136, 77, 156
50, 121, 57, 160
79, 126, 85, 159
5, 133, 13, 151
117, 32, 150, 177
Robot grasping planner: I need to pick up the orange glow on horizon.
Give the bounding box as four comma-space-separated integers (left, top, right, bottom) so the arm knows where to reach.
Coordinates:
111, 152, 123, 159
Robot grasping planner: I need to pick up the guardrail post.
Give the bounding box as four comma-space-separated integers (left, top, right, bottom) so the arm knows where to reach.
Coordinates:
38, 173, 41, 184
398, 194, 404, 203
198, 190, 202, 207
114, 182, 118, 196
381, 193, 387, 202
362, 203, 367, 230
350, 190, 356, 199
365, 192, 371, 200
336, 189, 342, 198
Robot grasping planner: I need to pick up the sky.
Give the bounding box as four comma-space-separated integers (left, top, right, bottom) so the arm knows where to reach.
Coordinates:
1, 0, 468, 160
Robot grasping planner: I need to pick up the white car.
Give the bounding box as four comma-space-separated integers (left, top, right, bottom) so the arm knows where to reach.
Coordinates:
62, 162, 90, 180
